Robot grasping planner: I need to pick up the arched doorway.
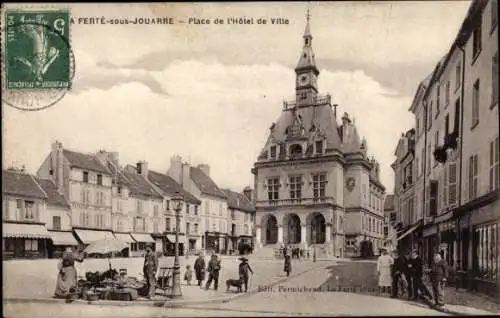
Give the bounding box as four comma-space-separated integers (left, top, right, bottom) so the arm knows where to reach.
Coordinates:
261, 214, 278, 245
309, 213, 326, 244
283, 213, 301, 244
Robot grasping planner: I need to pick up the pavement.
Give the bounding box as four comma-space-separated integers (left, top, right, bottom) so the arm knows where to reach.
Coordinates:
3, 254, 331, 306
3, 256, 499, 316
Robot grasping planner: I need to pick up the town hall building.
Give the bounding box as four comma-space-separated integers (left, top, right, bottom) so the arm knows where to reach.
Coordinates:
251, 12, 386, 258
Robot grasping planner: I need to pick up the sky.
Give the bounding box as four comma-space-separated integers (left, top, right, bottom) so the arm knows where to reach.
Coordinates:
2, 1, 471, 194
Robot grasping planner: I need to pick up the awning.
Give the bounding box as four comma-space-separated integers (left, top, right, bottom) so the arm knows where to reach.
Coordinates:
74, 229, 115, 244
113, 233, 134, 243
166, 234, 186, 244
131, 233, 155, 243
397, 222, 421, 241
3, 223, 51, 239
48, 231, 78, 245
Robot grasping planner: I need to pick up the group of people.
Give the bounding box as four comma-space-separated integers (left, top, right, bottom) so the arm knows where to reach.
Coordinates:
377, 248, 448, 307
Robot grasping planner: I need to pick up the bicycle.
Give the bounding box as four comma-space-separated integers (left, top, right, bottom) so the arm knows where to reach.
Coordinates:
396, 272, 409, 299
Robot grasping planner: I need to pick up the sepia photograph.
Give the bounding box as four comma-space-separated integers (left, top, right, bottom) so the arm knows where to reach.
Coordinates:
2, 1, 499, 317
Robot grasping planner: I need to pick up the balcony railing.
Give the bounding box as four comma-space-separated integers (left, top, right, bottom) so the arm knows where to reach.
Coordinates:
282, 94, 332, 110
256, 196, 335, 208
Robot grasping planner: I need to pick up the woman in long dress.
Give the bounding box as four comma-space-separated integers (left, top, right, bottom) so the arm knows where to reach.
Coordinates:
54, 246, 85, 301
376, 249, 394, 296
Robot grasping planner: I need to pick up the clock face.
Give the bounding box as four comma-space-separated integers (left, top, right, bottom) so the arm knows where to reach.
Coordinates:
299, 74, 310, 86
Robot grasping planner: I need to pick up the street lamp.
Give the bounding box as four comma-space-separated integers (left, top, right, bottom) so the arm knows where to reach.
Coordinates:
169, 191, 184, 299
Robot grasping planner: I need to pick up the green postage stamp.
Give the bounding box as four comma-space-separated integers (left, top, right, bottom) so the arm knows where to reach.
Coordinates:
5, 10, 71, 90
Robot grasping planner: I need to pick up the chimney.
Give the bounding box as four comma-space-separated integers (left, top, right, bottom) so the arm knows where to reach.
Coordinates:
51, 141, 64, 192
168, 155, 183, 184
197, 164, 210, 177
341, 112, 351, 142
182, 163, 191, 191
243, 186, 253, 203
375, 162, 380, 180
136, 161, 148, 178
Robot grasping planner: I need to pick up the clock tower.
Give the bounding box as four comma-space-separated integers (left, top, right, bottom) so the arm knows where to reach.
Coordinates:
295, 9, 319, 107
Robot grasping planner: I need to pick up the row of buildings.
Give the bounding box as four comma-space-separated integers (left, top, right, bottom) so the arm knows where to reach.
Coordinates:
390, 0, 499, 298
2, 142, 255, 259
250, 11, 387, 259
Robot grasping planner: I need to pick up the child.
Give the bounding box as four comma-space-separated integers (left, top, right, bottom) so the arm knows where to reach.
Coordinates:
184, 265, 193, 285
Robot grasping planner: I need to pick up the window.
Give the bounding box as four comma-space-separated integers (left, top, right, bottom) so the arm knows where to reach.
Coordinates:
95, 214, 104, 228
289, 144, 303, 159
434, 130, 440, 166
429, 180, 438, 217
449, 162, 458, 206
472, 79, 480, 128
186, 203, 190, 215
97, 174, 103, 185
455, 64, 461, 90
166, 218, 171, 231
186, 222, 190, 234
25, 239, 38, 251
153, 222, 158, 233
244, 224, 249, 235
16, 199, 22, 215
436, 84, 441, 116
83, 171, 89, 183
219, 203, 222, 216
493, 0, 498, 28
442, 166, 448, 211
315, 140, 324, 154
134, 217, 145, 232
472, 21, 482, 59
474, 223, 498, 281
53, 216, 61, 230
117, 186, 122, 194
270, 145, 277, 159
312, 173, 327, 198
289, 175, 302, 199
117, 219, 123, 232
493, 52, 499, 106
136, 200, 142, 213
194, 223, 199, 234
194, 205, 198, 215
445, 81, 450, 106
427, 144, 431, 175
166, 200, 170, 210
154, 205, 159, 217
300, 91, 307, 100
24, 201, 35, 220
427, 102, 433, 130
204, 200, 209, 214
489, 137, 500, 191
444, 114, 450, 137
267, 177, 280, 200
468, 154, 479, 200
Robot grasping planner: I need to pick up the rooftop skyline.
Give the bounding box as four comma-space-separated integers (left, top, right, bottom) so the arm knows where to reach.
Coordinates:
3, 2, 471, 194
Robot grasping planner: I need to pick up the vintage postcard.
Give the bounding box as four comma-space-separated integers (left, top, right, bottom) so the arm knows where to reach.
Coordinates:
2, 1, 499, 317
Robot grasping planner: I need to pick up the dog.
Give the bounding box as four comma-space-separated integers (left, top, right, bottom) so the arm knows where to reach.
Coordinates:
226, 277, 244, 293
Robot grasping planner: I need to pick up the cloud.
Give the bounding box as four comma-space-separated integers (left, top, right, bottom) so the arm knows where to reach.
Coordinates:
4, 59, 411, 193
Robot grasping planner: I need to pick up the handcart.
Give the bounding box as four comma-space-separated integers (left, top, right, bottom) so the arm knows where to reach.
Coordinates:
157, 266, 174, 292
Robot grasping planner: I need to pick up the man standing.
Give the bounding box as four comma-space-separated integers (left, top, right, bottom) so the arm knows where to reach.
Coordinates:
407, 249, 432, 301
143, 245, 158, 299
390, 250, 407, 298
238, 257, 254, 292
193, 253, 206, 287
205, 254, 221, 291
430, 253, 448, 307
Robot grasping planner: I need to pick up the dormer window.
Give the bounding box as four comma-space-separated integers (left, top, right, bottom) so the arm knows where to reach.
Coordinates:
289, 144, 303, 159
270, 145, 277, 159
315, 140, 324, 154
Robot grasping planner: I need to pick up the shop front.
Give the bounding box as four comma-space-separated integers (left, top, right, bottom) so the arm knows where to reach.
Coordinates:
163, 234, 185, 256
3, 222, 51, 259
130, 233, 155, 258
47, 230, 79, 259
113, 233, 135, 257
422, 223, 438, 267
205, 232, 227, 254
455, 191, 499, 298
397, 220, 422, 256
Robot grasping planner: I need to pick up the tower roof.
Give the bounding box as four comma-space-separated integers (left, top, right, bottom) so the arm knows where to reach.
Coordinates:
295, 8, 319, 75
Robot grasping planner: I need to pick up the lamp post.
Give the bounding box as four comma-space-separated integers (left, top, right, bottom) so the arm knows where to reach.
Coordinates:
169, 192, 184, 299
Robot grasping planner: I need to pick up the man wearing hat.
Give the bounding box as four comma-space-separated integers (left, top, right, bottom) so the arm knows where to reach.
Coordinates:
407, 248, 432, 301
143, 244, 158, 299
238, 257, 254, 292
